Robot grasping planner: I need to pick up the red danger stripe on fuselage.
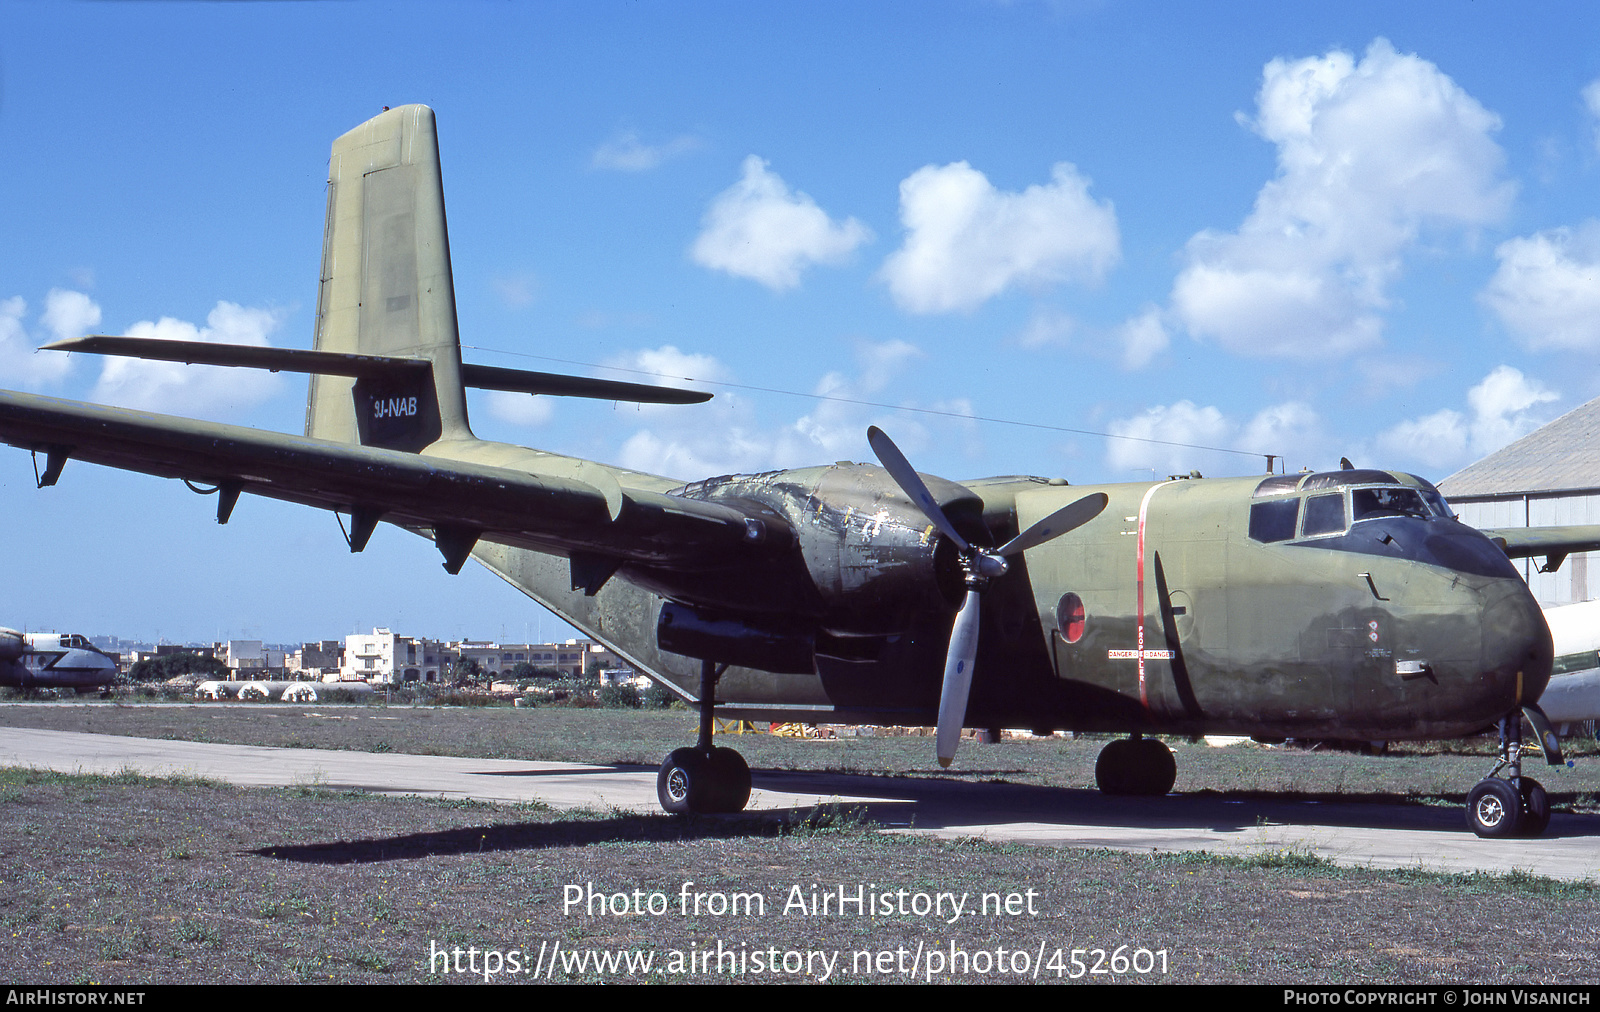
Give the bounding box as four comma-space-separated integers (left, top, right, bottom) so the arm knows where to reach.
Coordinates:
1134, 481, 1177, 709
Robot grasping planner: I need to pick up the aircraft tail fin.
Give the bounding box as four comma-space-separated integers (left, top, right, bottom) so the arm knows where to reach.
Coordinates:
43, 106, 712, 444
305, 104, 471, 451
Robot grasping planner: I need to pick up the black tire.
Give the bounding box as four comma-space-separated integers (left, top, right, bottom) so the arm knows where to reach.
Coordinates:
1518, 778, 1551, 837
1131, 738, 1177, 796
706, 747, 752, 813
1095, 739, 1132, 794
1466, 778, 1523, 838
657, 747, 709, 815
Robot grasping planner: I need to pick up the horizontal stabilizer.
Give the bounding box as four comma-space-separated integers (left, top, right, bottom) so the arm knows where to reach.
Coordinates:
44, 336, 712, 405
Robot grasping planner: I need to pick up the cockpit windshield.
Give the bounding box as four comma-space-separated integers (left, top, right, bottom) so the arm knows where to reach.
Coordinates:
1351, 487, 1430, 522
1420, 489, 1455, 519
1248, 481, 1457, 544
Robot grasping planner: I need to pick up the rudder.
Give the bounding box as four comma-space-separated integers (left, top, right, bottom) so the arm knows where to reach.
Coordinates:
305, 105, 472, 450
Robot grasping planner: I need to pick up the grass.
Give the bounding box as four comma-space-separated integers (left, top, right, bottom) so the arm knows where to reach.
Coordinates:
2, 704, 1600, 984
1, 766, 1598, 985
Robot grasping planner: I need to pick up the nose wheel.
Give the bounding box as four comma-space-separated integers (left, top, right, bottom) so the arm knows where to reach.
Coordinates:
1465, 778, 1522, 837
656, 660, 752, 815
1466, 713, 1554, 838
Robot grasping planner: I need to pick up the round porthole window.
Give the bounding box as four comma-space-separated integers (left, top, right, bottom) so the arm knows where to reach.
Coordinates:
1056, 592, 1085, 644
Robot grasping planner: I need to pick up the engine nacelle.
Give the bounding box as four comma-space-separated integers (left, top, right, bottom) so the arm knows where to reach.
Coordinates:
648, 462, 980, 637
656, 602, 816, 674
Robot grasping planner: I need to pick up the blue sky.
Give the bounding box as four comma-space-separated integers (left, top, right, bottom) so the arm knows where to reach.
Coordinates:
5, 1, 1600, 643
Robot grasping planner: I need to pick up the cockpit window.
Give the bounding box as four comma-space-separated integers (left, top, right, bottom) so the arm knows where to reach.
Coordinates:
1253, 474, 1302, 498
1421, 489, 1455, 519
1249, 498, 1300, 543
1301, 493, 1347, 537
1351, 487, 1431, 522
1300, 469, 1398, 491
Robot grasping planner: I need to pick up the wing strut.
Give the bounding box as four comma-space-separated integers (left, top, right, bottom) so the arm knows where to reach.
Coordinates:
32, 447, 68, 488
434, 525, 480, 574
336, 509, 384, 553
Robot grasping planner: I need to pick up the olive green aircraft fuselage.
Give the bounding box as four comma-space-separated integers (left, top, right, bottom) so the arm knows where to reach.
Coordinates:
445, 437, 1551, 744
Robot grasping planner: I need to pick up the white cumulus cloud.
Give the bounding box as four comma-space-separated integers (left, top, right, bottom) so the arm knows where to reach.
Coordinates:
1106, 400, 1320, 477
690, 156, 871, 291
880, 161, 1118, 314
591, 130, 700, 172
1171, 39, 1512, 358
1117, 307, 1170, 370
779, 340, 929, 465
484, 390, 554, 427
1015, 307, 1076, 350
91, 301, 287, 419
1479, 223, 1600, 351
607, 340, 958, 479
1375, 366, 1558, 470
41, 288, 102, 344
0, 292, 87, 388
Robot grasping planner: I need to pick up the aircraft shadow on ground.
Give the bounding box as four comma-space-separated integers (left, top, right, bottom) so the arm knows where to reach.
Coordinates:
745, 769, 1600, 837
248, 767, 1600, 864
249, 809, 847, 865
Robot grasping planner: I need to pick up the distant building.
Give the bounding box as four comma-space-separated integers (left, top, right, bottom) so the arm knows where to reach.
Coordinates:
288, 640, 344, 680
447, 638, 630, 679
1440, 395, 1600, 607
220, 640, 264, 671
342, 628, 447, 683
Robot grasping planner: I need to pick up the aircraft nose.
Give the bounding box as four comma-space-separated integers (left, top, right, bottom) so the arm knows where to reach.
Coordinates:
1480, 581, 1552, 708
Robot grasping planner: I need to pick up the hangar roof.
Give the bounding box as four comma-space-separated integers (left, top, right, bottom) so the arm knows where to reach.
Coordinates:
1439, 395, 1600, 499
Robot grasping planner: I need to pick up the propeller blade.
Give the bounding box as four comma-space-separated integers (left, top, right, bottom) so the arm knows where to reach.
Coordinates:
867, 426, 971, 554
936, 587, 983, 767
995, 492, 1108, 557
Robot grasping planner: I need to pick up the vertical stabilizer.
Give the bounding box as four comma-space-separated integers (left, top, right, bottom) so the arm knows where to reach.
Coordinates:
305, 105, 472, 449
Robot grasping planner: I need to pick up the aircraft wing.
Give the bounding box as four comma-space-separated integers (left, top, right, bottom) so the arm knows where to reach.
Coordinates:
0, 390, 769, 569
1480, 525, 1600, 570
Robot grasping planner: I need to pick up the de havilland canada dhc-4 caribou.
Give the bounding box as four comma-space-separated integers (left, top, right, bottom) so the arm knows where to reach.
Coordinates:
2, 106, 1596, 837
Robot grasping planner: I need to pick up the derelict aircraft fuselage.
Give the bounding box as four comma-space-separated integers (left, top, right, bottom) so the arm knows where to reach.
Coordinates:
0, 629, 117, 692
0, 105, 1585, 835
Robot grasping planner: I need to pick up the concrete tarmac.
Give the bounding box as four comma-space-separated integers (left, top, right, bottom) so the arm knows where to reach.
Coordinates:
5, 726, 1599, 881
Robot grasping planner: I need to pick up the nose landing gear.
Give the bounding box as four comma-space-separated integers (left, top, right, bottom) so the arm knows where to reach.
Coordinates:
1466, 710, 1558, 838
656, 659, 752, 815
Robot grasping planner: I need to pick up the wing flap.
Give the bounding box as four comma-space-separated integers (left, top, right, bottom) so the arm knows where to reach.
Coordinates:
0, 390, 757, 565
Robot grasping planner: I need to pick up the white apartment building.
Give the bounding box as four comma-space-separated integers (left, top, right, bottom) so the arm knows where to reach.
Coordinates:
341, 628, 448, 684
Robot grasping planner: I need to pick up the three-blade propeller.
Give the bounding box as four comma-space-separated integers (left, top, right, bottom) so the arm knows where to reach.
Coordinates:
867, 426, 1107, 767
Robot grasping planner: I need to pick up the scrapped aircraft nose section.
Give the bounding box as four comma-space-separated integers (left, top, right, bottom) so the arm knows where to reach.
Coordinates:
1478, 580, 1552, 712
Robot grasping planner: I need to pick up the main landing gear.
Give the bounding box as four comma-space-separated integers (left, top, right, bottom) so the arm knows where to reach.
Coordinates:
1465, 712, 1554, 838
657, 660, 752, 815
1094, 734, 1177, 796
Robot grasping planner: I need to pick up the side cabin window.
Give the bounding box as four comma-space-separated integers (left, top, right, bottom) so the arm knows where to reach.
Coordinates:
1301, 493, 1347, 537
1248, 498, 1300, 543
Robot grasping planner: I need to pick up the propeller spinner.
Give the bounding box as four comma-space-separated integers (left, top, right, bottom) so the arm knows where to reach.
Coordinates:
866, 426, 1107, 767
